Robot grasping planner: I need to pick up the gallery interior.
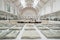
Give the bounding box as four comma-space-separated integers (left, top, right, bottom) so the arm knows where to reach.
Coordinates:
0, 0, 60, 40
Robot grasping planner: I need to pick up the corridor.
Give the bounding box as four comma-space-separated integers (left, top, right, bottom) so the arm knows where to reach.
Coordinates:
0, 0, 60, 40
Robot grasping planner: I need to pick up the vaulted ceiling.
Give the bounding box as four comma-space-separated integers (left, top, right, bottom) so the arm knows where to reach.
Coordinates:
11, 0, 49, 13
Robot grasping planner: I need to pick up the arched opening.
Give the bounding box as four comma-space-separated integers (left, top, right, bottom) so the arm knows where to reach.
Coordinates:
20, 7, 37, 21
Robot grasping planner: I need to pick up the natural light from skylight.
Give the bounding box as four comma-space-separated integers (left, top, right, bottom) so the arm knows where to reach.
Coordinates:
33, 0, 40, 8
20, 0, 26, 8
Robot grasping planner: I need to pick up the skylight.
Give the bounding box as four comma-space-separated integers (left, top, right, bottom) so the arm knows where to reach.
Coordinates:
20, 0, 26, 8
33, 0, 40, 8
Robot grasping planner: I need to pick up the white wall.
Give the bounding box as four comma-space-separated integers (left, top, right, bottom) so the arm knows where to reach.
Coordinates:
40, 0, 60, 16
0, 0, 4, 11
53, 0, 60, 12
0, 0, 19, 15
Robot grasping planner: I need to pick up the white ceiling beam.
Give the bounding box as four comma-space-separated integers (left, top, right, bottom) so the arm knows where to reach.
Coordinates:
19, 0, 26, 8
33, 0, 40, 8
